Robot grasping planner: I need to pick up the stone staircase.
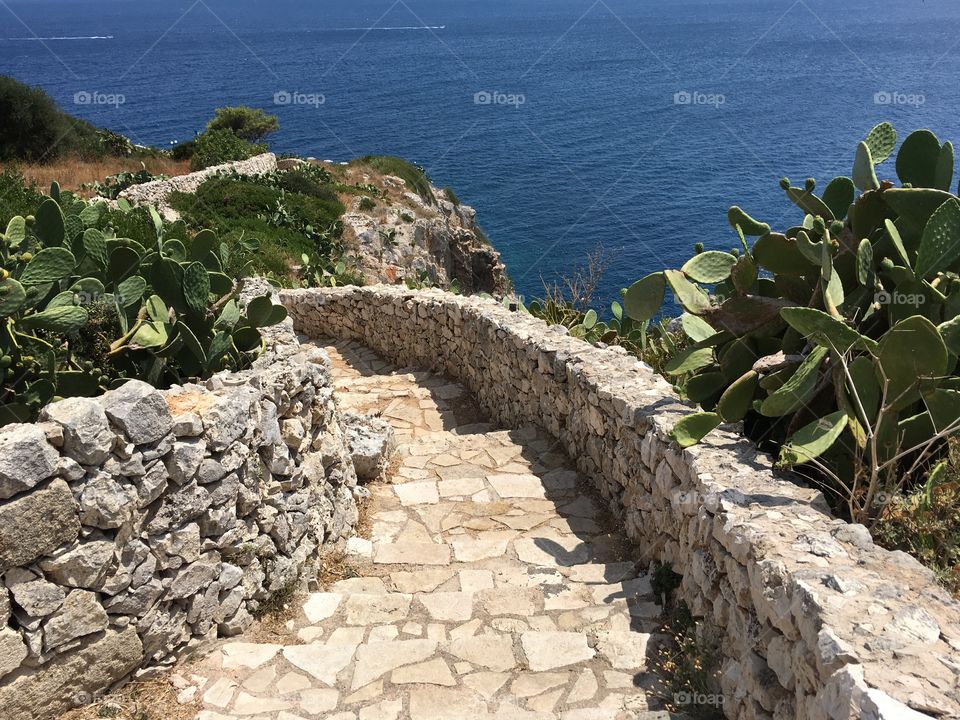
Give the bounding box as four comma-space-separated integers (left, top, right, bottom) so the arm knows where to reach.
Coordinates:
180, 339, 676, 720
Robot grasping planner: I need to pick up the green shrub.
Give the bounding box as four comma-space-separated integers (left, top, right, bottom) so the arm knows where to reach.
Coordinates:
170, 138, 198, 161
443, 186, 460, 206
0, 186, 286, 424
169, 175, 345, 282
189, 129, 267, 171
359, 197, 376, 211
358, 155, 434, 203
89, 165, 166, 200
0, 169, 43, 227
0, 75, 109, 161
206, 106, 279, 142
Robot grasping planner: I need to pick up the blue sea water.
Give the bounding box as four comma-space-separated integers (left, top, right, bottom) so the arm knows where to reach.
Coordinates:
3, 0, 960, 306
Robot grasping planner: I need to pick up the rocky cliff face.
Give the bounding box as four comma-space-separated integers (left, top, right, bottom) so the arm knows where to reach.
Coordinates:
336, 172, 511, 296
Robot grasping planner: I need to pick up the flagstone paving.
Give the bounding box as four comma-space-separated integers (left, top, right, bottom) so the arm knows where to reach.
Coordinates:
184, 338, 677, 720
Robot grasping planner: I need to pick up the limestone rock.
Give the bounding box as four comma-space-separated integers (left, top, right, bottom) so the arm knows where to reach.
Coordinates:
0, 626, 28, 679
6, 571, 65, 618
77, 474, 138, 529
0, 424, 60, 500
41, 398, 114, 465
342, 412, 395, 481
0, 627, 143, 720
102, 380, 172, 444
0, 479, 80, 573
42, 590, 108, 651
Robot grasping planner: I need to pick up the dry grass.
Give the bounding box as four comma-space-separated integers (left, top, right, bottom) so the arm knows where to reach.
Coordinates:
59, 677, 200, 720
3, 156, 191, 197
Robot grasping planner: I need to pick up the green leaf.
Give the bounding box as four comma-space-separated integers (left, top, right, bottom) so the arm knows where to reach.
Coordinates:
216, 299, 241, 329
182, 261, 211, 317
664, 269, 711, 315
115, 276, 146, 307
877, 316, 949, 411
82, 228, 109, 267
232, 326, 262, 353
936, 141, 955, 192
680, 313, 715, 342
780, 307, 877, 353
897, 129, 942, 188
246, 295, 278, 328
853, 142, 879, 192
752, 233, 817, 275
727, 206, 770, 236
717, 370, 758, 422
865, 122, 897, 164
730, 254, 758, 295
671, 412, 722, 448
778, 411, 848, 466
856, 238, 874, 286
821, 177, 856, 221
78, 202, 105, 228
760, 346, 829, 417
884, 219, 913, 271
5, 216, 26, 245
681, 251, 737, 283
19, 247, 76, 285
623, 272, 666, 322
583, 309, 597, 330
684, 372, 726, 404
34, 198, 66, 246
189, 229, 218, 260
19, 306, 88, 333
664, 347, 714, 376
0, 278, 27, 316
914, 197, 960, 278
130, 320, 168, 349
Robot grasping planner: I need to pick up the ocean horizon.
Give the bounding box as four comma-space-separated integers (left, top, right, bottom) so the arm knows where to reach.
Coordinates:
3, 0, 960, 305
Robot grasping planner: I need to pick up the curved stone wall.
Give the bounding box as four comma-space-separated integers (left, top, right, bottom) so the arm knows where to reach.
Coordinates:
282, 284, 960, 720
0, 281, 358, 720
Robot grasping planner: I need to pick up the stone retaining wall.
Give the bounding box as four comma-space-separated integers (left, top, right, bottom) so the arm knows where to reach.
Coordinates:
0, 280, 358, 720
282, 284, 960, 720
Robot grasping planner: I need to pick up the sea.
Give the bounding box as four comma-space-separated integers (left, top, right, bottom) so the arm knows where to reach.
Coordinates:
3, 0, 960, 308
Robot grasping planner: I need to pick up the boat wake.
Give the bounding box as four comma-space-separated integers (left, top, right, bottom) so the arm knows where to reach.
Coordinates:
7, 35, 115, 40
331, 25, 445, 31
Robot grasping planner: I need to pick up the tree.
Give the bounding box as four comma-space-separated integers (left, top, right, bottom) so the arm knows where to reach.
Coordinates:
206, 106, 279, 142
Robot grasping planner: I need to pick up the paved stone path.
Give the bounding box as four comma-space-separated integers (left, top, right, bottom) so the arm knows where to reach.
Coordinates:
186, 339, 672, 720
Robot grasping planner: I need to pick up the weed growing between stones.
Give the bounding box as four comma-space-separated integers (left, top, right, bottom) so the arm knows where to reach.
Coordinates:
58, 677, 200, 720
646, 564, 725, 719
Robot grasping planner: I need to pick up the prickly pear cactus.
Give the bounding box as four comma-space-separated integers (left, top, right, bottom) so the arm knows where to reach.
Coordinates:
601, 122, 960, 522
0, 185, 286, 424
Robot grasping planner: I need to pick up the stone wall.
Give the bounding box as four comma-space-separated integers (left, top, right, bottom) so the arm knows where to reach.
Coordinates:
282, 284, 960, 720
0, 281, 358, 720
117, 152, 278, 217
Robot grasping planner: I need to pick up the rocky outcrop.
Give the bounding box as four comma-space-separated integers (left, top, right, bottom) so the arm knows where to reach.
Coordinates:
0, 279, 359, 720
339, 174, 510, 295
283, 285, 960, 720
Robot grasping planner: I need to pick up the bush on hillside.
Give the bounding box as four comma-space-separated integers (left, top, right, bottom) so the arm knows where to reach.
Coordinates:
0, 75, 108, 161
189, 129, 267, 171
358, 155, 434, 203
207, 106, 280, 142
168, 173, 347, 282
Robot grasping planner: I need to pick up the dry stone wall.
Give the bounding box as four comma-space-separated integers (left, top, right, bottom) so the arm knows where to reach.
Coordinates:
282, 284, 960, 720
0, 280, 358, 720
